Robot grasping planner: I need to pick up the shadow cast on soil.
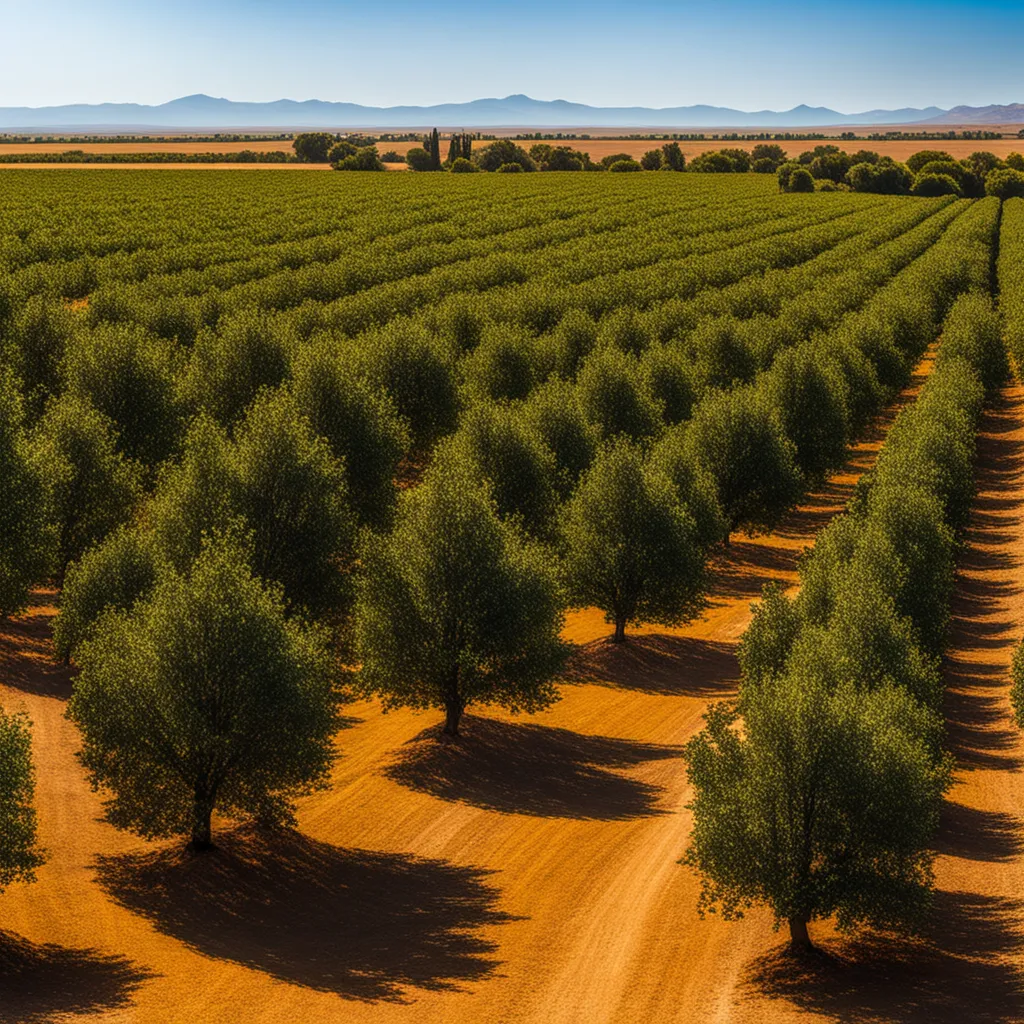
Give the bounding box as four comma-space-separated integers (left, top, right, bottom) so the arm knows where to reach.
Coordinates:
743, 891, 1024, 1024
565, 633, 739, 697
0, 590, 73, 700
0, 931, 152, 1023
95, 827, 512, 1003
383, 715, 680, 820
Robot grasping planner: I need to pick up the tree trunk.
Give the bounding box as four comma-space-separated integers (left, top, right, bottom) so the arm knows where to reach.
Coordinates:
187, 791, 215, 852
788, 917, 812, 952
443, 688, 465, 737
612, 613, 627, 644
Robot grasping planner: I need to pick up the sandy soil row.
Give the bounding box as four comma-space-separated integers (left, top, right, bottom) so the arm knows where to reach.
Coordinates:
0, 350, 949, 1022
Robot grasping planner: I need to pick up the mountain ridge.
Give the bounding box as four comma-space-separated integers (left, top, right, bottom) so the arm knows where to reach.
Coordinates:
1, 94, 1019, 130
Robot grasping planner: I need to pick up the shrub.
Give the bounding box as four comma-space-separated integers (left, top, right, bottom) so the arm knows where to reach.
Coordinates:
906, 150, 955, 174
292, 133, 334, 163
986, 168, 1024, 200
608, 159, 642, 173
690, 151, 735, 173
380, 150, 403, 163
784, 166, 814, 193
474, 140, 535, 172
462, 323, 537, 403
334, 146, 386, 172
599, 153, 634, 169
179, 310, 294, 426
641, 149, 663, 170
912, 173, 961, 197
406, 147, 434, 172
450, 157, 477, 173
497, 162, 524, 174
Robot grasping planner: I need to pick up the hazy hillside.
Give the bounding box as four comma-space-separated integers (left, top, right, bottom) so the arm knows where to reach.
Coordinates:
0, 93, 957, 130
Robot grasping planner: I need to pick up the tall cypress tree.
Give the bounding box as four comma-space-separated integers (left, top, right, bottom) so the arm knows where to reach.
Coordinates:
446, 135, 459, 165
430, 128, 441, 170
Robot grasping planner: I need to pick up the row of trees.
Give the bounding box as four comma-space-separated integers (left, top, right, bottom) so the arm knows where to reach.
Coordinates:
406, 136, 692, 174
779, 145, 1024, 198
686, 289, 1006, 950
1000, 199, 1024, 372
0, 189, 998, 860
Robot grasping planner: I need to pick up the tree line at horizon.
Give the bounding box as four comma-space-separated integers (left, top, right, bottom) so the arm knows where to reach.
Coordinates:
0, 175, 1022, 964
288, 129, 1024, 197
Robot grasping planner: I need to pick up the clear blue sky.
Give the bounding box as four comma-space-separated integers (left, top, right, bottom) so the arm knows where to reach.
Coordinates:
3, 0, 1022, 111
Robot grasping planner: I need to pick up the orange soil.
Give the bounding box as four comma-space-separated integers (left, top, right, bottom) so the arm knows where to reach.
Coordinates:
5, 349, 1021, 1023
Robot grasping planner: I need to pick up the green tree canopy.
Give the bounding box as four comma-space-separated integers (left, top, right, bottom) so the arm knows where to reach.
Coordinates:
151, 393, 357, 619
355, 461, 567, 736
559, 439, 707, 642
179, 310, 295, 426
54, 524, 161, 663
445, 404, 558, 538
762, 345, 850, 483
68, 534, 340, 850
60, 323, 184, 470
0, 707, 44, 894
356, 320, 460, 452
461, 323, 537, 403
0, 368, 50, 616
33, 393, 143, 586
474, 140, 536, 172
683, 386, 802, 537
292, 133, 335, 163
685, 663, 949, 950
521, 377, 598, 497
291, 339, 408, 529
576, 346, 662, 443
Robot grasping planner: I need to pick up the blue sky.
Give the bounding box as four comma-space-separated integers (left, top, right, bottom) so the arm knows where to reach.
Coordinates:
3, 0, 1022, 111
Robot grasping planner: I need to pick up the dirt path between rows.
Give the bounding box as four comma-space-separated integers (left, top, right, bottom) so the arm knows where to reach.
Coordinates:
0, 354, 938, 1024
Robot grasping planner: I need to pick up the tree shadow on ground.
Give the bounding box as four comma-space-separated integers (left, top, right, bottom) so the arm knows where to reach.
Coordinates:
936, 801, 1024, 863
0, 931, 152, 1023
95, 827, 513, 1003
0, 590, 73, 700
383, 715, 680, 820
742, 891, 1024, 1024
564, 633, 738, 697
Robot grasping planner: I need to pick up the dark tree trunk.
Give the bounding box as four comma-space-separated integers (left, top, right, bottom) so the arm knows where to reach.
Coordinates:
187, 791, 215, 852
788, 917, 812, 951
612, 613, 627, 644
443, 698, 464, 737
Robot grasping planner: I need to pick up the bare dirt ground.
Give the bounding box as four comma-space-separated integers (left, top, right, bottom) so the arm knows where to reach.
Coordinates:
7, 351, 1023, 1024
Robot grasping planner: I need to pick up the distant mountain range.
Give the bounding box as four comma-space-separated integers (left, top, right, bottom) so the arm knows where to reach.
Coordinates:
1, 94, 1022, 131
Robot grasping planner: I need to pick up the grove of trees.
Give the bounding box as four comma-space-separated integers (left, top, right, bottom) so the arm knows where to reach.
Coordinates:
0, 166, 1019, 993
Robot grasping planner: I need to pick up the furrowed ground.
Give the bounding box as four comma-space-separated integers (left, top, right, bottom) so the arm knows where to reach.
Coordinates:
0, 174, 1020, 1023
